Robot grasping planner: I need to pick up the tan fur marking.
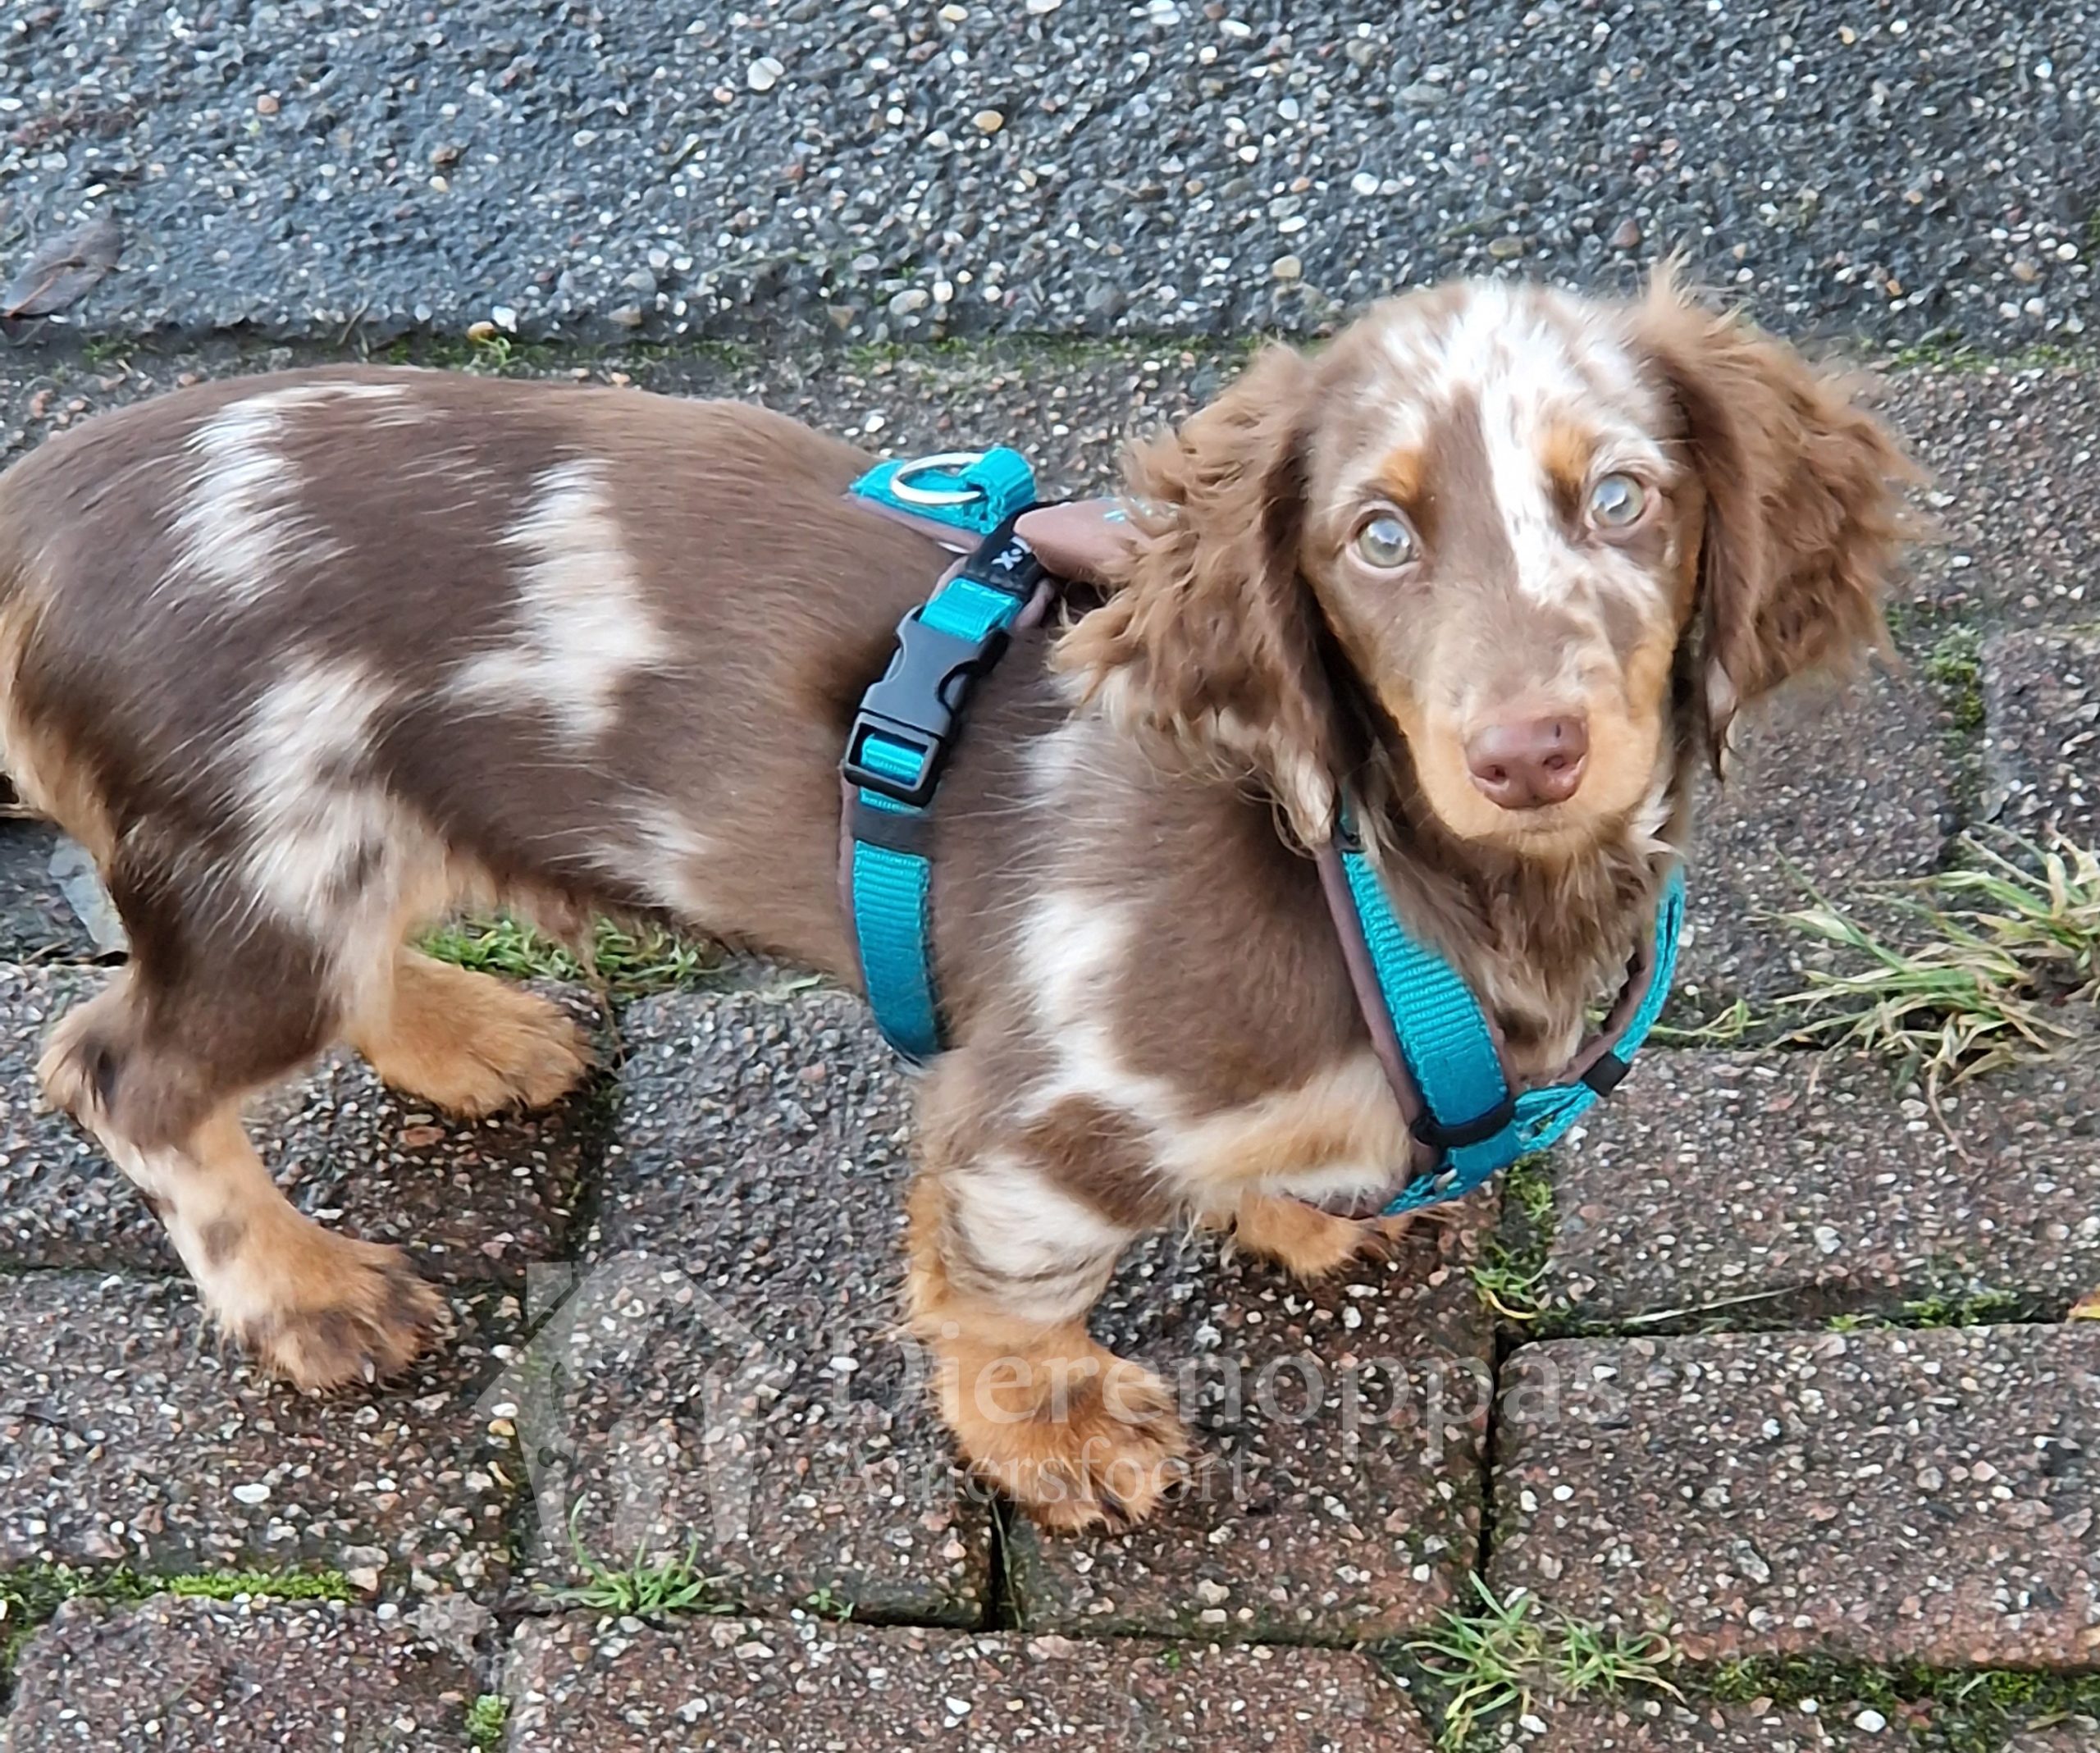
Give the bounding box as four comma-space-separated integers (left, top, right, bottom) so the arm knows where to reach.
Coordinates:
350, 950, 591, 1117
906, 1171, 1188, 1532
1227, 1193, 1413, 1281
1539, 417, 1596, 514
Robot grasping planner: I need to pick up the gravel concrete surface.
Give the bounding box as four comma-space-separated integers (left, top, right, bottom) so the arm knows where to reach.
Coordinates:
503, 1613, 1428, 1751
541, 988, 995, 1626
1491, 1326, 2100, 1669
1, 1596, 484, 1751
1984, 628, 2100, 846
0, 1271, 516, 1592
1542, 1048, 2100, 1327
0, 2, 2092, 349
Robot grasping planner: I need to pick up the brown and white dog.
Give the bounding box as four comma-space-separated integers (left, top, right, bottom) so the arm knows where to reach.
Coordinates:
0, 274, 1910, 1530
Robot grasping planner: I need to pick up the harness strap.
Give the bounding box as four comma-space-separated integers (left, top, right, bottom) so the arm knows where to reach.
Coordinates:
842, 450, 1044, 1061
1317, 816, 1687, 1216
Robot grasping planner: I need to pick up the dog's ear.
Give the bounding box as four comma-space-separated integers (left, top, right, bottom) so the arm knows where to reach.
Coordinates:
1055, 344, 1339, 844
1634, 268, 1919, 766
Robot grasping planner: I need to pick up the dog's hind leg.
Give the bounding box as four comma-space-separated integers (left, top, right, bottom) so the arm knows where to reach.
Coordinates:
349, 948, 591, 1118
40, 888, 444, 1391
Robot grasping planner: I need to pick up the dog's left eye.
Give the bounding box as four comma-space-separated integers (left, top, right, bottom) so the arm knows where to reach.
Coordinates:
1587, 472, 1647, 528
1353, 514, 1416, 569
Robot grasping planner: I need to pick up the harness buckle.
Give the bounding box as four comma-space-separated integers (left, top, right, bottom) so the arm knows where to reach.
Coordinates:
1408, 1092, 1519, 1153
843, 610, 1007, 808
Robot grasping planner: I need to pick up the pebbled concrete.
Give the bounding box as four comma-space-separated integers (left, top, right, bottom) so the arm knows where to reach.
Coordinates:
1541, 1048, 2100, 1327
1984, 627, 2100, 845
502, 1613, 1431, 1752
0, 2, 2092, 349
519, 987, 993, 1626
0, 1271, 517, 1593
1, 1596, 484, 1752
1674, 667, 1958, 1012
1490, 1325, 2100, 1669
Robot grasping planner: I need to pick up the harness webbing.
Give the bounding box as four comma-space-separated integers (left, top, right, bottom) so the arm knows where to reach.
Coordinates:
842, 450, 1042, 1061
838, 448, 1687, 1215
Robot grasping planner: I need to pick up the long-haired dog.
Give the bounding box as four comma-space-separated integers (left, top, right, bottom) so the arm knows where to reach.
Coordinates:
0, 274, 1910, 1529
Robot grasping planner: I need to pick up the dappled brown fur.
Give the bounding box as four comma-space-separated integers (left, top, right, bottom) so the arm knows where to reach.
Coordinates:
1633, 264, 1921, 762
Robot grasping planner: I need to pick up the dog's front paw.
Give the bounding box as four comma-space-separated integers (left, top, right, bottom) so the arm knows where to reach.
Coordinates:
1228, 1193, 1412, 1283
943, 1337, 1192, 1533
218, 1223, 445, 1391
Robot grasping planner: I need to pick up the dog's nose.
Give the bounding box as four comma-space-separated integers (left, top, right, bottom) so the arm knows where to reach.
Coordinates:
1464, 714, 1589, 810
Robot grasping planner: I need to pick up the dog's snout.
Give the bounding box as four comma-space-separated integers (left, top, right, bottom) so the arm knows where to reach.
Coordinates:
1464, 714, 1589, 810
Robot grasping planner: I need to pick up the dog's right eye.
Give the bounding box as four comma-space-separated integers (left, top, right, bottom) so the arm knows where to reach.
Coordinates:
1353, 513, 1416, 570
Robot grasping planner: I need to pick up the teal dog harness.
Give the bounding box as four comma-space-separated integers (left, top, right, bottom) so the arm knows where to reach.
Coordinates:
840, 450, 1685, 1214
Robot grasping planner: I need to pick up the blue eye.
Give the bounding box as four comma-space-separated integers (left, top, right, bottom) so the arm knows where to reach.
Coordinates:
1587, 472, 1647, 527
1353, 513, 1416, 568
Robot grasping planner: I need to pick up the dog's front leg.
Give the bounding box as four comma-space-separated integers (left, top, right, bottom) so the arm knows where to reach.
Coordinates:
904, 1071, 1189, 1532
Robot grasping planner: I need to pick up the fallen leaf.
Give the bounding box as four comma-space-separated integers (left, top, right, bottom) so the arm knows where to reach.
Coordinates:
2, 214, 122, 317
2070, 1286, 2100, 1322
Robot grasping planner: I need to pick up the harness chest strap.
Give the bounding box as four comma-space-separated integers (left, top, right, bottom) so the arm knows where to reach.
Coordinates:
1317, 824, 1687, 1214
840, 450, 1048, 1063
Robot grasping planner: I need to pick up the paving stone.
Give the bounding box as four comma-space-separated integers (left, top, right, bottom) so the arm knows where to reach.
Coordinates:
0, 818, 101, 963
1984, 628, 2100, 846
1489, 1326, 2100, 1668
1542, 1049, 2100, 1326
0, 963, 603, 1281
502, 1613, 1430, 1752
1675, 669, 1957, 1011
514, 987, 991, 1626
1889, 366, 2100, 627
1, 1595, 482, 1751
1004, 1213, 1494, 1644
2006, 1723, 2100, 1753
0, 1271, 515, 1592
1477, 1696, 1880, 1750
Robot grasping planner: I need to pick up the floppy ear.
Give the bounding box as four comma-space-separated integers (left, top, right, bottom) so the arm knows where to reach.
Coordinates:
1634, 271, 1919, 765
1054, 344, 1340, 844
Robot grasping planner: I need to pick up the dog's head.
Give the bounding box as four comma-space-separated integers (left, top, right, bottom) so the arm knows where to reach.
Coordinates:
1060, 272, 1915, 861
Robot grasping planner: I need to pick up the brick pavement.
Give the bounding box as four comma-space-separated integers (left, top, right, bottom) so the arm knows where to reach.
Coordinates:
0, 342, 2094, 1750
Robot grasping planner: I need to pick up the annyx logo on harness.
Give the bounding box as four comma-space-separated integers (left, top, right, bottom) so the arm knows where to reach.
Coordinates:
838, 451, 1685, 1216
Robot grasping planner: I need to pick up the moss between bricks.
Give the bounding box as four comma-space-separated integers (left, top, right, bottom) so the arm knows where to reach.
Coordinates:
465, 1692, 509, 1751
1703, 1657, 2100, 1753
0, 1563, 352, 1677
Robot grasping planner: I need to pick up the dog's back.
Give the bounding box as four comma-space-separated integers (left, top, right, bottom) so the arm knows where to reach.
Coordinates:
0, 367, 959, 1390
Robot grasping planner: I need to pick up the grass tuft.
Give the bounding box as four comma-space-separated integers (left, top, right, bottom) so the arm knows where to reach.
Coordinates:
798, 1584, 856, 1621
419, 912, 717, 1000
1924, 627, 1985, 732
1470, 1159, 1559, 1324
554, 1514, 731, 1618
1648, 996, 1757, 1048
465, 1692, 509, 1751
1771, 833, 2100, 1089
1407, 1577, 1679, 1749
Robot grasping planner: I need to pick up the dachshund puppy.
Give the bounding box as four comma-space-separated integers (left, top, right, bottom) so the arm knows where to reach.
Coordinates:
0, 274, 1910, 1529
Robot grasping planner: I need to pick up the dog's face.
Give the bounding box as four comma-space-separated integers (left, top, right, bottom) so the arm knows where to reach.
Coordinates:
1062, 275, 1911, 861
1296, 284, 1705, 856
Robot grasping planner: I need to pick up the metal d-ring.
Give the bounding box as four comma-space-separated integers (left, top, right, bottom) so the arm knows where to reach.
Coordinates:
890, 451, 987, 508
